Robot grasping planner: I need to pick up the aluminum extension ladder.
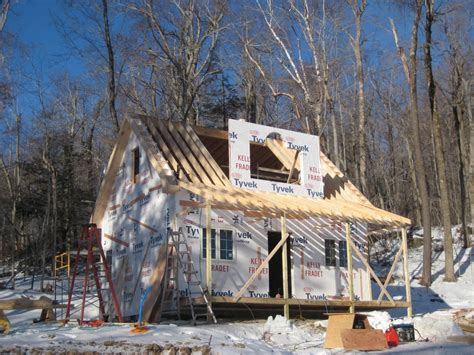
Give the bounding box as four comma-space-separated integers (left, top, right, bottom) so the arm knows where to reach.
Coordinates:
157, 228, 217, 324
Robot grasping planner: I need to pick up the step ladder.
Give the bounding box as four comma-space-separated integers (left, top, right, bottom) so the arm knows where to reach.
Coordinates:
157, 228, 216, 324
64, 224, 123, 325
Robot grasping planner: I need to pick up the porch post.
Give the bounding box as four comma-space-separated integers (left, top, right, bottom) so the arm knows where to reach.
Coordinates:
281, 213, 290, 319
205, 203, 212, 296
345, 223, 355, 313
401, 227, 412, 318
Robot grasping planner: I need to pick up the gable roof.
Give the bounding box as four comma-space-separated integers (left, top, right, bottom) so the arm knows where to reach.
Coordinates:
92, 115, 410, 227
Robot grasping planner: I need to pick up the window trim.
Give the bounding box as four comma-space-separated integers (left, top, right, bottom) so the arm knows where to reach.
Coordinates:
324, 239, 336, 267
338, 240, 348, 268
132, 147, 140, 184
201, 227, 235, 261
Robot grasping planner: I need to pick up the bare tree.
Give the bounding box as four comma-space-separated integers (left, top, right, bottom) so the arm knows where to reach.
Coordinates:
243, 0, 323, 134
0, 113, 21, 286
423, 0, 455, 281
133, 0, 225, 125
390, 0, 433, 286
347, 0, 367, 193
0, 0, 8, 32
101, 0, 120, 133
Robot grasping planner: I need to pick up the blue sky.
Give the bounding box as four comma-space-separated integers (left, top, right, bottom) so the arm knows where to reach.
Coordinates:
6, 0, 85, 76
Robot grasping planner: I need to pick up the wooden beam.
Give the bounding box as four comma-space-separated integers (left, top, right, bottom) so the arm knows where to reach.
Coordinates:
286, 150, 300, 184
205, 203, 212, 322
281, 214, 290, 319
141, 116, 182, 179
91, 119, 131, 227
401, 228, 413, 317
0, 297, 66, 310
346, 223, 355, 313
349, 239, 395, 305
376, 245, 403, 303
209, 296, 410, 309
165, 120, 215, 186
155, 119, 202, 183
175, 121, 230, 187
235, 231, 290, 300
205, 203, 212, 295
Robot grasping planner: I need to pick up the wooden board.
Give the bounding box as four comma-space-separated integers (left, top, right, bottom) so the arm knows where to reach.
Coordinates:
447, 336, 474, 345
91, 120, 131, 226
340, 329, 388, 351
0, 297, 66, 310
324, 314, 356, 349
141, 243, 170, 323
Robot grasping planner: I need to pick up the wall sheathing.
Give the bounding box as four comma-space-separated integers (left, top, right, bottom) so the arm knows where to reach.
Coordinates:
102, 132, 370, 317
101, 132, 175, 317
177, 190, 370, 303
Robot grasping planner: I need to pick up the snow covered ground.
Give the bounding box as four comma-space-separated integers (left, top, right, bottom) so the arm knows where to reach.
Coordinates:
0, 227, 473, 353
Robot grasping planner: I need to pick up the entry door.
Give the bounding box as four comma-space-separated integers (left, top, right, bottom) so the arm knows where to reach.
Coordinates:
267, 231, 292, 297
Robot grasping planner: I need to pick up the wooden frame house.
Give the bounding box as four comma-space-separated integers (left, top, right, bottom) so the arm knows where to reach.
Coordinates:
91, 114, 412, 322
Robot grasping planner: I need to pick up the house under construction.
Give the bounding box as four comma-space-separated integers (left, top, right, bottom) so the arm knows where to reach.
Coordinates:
90, 114, 412, 322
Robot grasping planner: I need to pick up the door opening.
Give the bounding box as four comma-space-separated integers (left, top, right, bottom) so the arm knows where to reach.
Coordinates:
267, 231, 292, 298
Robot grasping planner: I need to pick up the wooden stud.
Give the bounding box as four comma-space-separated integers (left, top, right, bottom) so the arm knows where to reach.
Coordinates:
401, 228, 413, 318
367, 266, 373, 301
345, 223, 355, 313
235, 231, 291, 300
281, 213, 290, 319
205, 203, 212, 296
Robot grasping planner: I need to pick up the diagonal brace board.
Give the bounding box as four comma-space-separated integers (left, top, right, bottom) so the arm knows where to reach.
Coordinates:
235, 231, 290, 300
376, 246, 403, 303
349, 239, 395, 305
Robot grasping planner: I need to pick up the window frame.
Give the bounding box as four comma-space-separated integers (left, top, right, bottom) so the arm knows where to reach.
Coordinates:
338, 240, 348, 268
324, 239, 336, 267
201, 227, 235, 261
132, 147, 140, 184
202, 228, 217, 260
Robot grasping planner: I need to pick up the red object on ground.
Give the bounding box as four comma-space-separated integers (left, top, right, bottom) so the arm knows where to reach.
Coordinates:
385, 327, 400, 347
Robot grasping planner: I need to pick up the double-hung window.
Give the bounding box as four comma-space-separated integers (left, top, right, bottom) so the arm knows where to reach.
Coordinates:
339, 241, 348, 268
202, 228, 233, 260
325, 239, 336, 267
219, 230, 233, 260
202, 228, 216, 259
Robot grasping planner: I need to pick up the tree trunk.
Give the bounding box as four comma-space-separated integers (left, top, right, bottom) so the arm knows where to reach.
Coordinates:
0, 0, 9, 32
453, 102, 470, 248
423, 0, 455, 281
349, 0, 367, 194
102, 0, 120, 134
390, 0, 432, 285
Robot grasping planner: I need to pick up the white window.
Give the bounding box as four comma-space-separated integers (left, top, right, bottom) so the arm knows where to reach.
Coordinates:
202, 228, 234, 261
219, 230, 233, 260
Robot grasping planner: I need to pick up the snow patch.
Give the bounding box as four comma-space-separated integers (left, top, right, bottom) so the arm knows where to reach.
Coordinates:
364, 311, 393, 332
413, 311, 464, 341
